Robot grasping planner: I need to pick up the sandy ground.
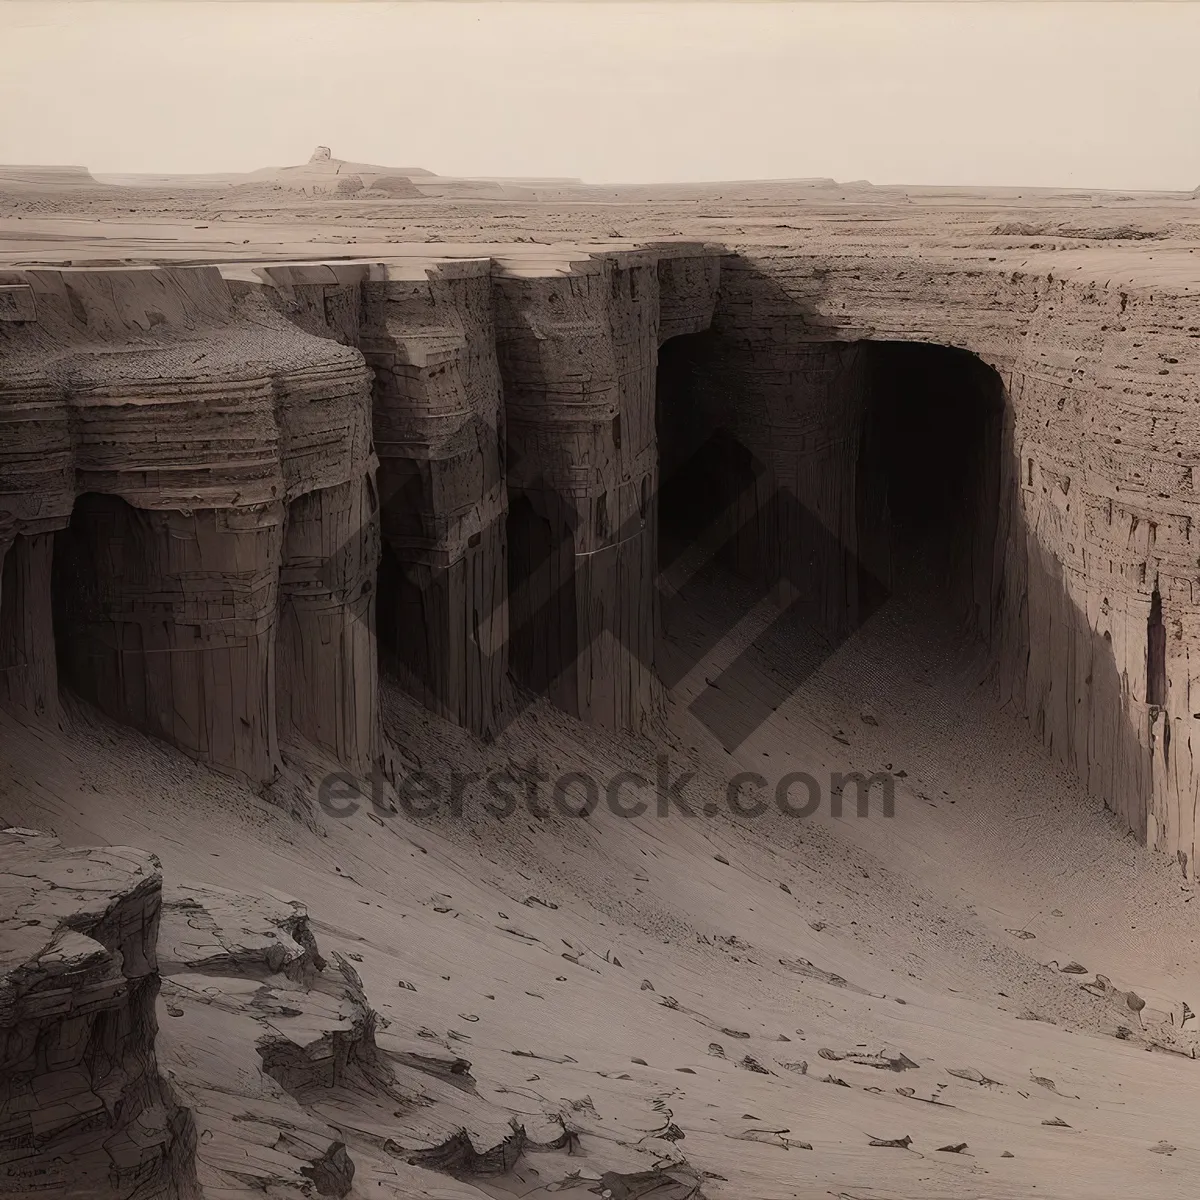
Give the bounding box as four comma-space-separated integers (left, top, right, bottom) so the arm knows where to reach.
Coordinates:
3, 179, 1200, 293
4, 560, 1200, 1198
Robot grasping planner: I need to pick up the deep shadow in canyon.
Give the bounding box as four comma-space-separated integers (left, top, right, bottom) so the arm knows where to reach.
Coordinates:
652, 266, 1149, 851
653, 326, 1008, 751
854, 340, 1005, 638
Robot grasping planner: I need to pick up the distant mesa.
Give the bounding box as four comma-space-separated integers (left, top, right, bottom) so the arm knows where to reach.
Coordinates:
251, 147, 434, 179
228, 148, 435, 198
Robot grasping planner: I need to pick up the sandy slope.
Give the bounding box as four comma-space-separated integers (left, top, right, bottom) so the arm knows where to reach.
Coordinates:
4, 558, 1200, 1198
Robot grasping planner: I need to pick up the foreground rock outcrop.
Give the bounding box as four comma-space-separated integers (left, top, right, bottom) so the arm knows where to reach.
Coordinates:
1, 827, 718, 1197
0, 828, 197, 1198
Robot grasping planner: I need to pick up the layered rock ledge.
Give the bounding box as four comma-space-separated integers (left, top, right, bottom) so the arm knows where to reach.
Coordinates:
0, 827, 196, 1198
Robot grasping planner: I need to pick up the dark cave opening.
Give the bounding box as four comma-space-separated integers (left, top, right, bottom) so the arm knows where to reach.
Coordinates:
655, 329, 754, 570
654, 334, 1006, 643
855, 341, 1005, 629
1148, 585, 1167, 708
506, 489, 577, 700
52, 493, 122, 714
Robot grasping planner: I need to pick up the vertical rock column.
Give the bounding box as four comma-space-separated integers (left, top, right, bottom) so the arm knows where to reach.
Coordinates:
362, 263, 507, 737
277, 478, 379, 774
53, 329, 294, 785
0, 534, 59, 721
495, 253, 661, 731
0, 358, 73, 723
272, 346, 380, 775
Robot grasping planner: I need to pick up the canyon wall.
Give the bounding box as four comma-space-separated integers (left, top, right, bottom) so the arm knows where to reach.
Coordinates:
494, 248, 718, 729
0, 247, 720, 782
0, 267, 378, 784
710, 250, 1200, 875
3, 242, 1199, 877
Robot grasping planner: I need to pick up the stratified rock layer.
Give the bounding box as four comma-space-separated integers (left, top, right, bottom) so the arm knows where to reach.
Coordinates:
0, 267, 378, 784
3, 239, 1200, 879
0, 827, 197, 1198
709, 250, 1200, 872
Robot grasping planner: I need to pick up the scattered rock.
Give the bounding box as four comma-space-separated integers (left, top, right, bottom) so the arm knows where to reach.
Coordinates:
867, 1134, 912, 1148
738, 1055, 770, 1074
1030, 1070, 1078, 1098
820, 1047, 918, 1071
1016, 1009, 1057, 1024
895, 1086, 952, 1106
947, 1067, 1002, 1087
731, 1127, 811, 1150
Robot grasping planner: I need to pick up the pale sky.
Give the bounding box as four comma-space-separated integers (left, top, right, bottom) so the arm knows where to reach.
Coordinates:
2, 1, 1198, 190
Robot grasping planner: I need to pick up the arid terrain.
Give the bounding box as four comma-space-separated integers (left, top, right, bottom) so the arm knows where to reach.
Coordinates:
4, 156, 1200, 1199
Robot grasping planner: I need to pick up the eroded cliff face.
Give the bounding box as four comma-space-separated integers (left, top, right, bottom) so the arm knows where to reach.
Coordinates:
705, 250, 1200, 874
0, 828, 197, 1198
0, 247, 721, 780
2, 240, 1199, 878
494, 248, 718, 730
0, 268, 378, 784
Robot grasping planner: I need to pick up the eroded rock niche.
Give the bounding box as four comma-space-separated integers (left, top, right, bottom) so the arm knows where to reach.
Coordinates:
704, 248, 1200, 876
654, 331, 1005, 644
54, 495, 284, 780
